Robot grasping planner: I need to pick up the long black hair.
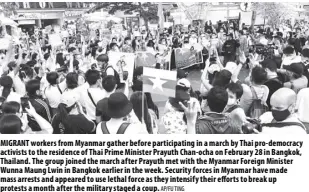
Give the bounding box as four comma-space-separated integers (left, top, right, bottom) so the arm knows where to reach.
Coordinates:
0, 76, 13, 99
130, 92, 153, 134
0, 114, 22, 134
145, 92, 159, 119
57, 102, 76, 134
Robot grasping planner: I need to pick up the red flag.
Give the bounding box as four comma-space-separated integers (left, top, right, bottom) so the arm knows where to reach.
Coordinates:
143, 67, 177, 97
136, 52, 156, 68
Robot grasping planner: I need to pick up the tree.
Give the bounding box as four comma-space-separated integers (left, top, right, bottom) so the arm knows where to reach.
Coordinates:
252, 2, 299, 28
87, 2, 158, 28
0, 2, 17, 17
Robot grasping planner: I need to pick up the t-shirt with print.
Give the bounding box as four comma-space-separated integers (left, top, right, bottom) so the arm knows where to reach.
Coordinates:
162, 111, 187, 134
28, 96, 52, 131
196, 112, 241, 134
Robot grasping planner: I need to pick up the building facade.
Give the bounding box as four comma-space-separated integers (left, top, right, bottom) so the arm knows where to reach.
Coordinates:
10, 2, 90, 32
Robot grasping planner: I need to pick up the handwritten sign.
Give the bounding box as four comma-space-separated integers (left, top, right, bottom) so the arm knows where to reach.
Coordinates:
108, 51, 135, 83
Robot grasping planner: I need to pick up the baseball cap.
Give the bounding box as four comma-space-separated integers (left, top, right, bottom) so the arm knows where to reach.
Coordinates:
60, 91, 79, 107
285, 62, 304, 76
175, 78, 191, 101
177, 78, 191, 89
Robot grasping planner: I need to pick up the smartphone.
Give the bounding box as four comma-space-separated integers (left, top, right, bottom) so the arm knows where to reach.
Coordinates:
0, 97, 6, 110
20, 97, 30, 113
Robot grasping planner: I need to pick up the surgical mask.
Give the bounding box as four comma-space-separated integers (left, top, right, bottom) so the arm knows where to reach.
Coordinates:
272, 109, 291, 122
201, 99, 209, 113
227, 98, 237, 106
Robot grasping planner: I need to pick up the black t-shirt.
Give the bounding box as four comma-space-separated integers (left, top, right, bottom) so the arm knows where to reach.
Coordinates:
264, 77, 283, 109
96, 98, 111, 122
28, 97, 52, 131
52, 113, 95, 134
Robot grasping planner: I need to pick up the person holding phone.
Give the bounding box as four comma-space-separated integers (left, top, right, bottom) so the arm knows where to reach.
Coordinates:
0, 101, 53, 134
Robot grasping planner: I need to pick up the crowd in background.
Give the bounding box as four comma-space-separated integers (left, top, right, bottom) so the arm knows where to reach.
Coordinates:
0, 18, 309, 134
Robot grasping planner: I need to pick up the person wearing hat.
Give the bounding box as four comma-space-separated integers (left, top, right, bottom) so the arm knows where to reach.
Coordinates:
260, 59, 283, 109
96, 92, 147, 134
282, 62, 308, 93
164, 78, 201, 116
281, 46, 302, 68
52, 91, 95, 134
162, 78, 199, 134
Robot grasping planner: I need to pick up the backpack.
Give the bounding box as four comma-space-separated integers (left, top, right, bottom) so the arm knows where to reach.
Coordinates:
100, 121, 130, 134
102, 66, 121, 88
225, 105, 240, 113
243, 120, 307, 134
247, 86, 269, 119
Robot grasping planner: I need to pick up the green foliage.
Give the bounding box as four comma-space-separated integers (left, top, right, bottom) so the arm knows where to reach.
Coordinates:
252, 2, 299, 27
87, 2, 158, 21
0, 2, 17, 17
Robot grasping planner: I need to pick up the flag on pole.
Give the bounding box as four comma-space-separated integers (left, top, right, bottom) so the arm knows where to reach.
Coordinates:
157, 2, 164, 31
143, 67, 177, 97
136, 52, 156, 68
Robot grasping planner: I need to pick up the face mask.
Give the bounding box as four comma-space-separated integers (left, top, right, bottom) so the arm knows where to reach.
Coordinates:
201, 99, 209, 113
272, 109, 291, 122
227, 98, 236, 106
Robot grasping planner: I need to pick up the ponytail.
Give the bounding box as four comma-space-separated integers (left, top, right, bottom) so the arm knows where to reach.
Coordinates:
2, 87, 11, 99
58, 103, 75, 133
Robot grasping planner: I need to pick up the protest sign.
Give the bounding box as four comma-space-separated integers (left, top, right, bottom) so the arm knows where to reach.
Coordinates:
102, 29, 112, 40
135, 52, 156, 68
49, 34, 63, 47
108, 51, 135, 83
174, 47, 203, 69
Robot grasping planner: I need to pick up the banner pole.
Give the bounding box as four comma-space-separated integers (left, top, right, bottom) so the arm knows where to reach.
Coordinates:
142, 71, 145, 125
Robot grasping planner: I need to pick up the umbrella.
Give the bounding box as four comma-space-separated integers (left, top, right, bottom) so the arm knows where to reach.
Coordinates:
0, 17, 18, 26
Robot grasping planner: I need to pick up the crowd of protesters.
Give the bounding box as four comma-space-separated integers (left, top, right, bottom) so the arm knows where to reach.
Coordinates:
0, 18, 308, 134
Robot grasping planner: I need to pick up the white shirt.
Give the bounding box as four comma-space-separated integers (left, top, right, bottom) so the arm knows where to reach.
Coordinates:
80, 87, 107, 120
96, 121, 148, 134
8, 72, 26, 96
259, 112, 307, 134
281, 55, 302, 68
43, 85, 62, 108
5, 91, 22, 103
296, 88, 309, 123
